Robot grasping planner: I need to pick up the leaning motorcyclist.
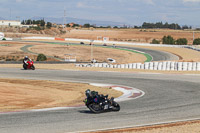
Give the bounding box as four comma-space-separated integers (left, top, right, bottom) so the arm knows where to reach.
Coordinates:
85, 89, 107, 105
85, 89, 98, 99
23, 56, 31, 67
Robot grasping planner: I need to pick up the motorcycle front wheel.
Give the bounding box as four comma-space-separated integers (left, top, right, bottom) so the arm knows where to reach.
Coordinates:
111, 101, 120, 111
31, 65, 35, 70
88, 103, 103, 113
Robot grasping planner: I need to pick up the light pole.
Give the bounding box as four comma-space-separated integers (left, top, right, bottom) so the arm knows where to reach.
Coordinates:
90, 40, 94, 62
193, 31, 195, 41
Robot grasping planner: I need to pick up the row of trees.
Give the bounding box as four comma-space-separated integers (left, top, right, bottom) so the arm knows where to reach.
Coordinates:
21, 20, 96, 28
21, 19, 194, 30
22, 19, 45, 26
21, 19, 52, 28
80, 22, 193, 29
141, 22, 192, 30
151, 36, 200, 45
193, 38, 200, 45
82, 23, 112, 28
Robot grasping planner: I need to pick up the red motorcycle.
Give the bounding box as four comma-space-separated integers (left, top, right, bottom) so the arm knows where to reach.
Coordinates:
23, 60, 35, 70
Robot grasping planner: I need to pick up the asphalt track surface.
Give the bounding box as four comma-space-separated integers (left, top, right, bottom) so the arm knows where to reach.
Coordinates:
115, 46, 179, 61
0, 44, 195, 133
0, 68, 200, 133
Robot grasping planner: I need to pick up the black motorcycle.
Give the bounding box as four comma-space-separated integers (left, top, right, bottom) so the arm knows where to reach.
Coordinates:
84, 95, 120, 113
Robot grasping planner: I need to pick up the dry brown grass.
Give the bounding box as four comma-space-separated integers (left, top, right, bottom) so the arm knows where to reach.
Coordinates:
29, 44, 146, 63
87, 120, 200, 133
0, 41, 146, 64
0, 41, 39, 61
60, 29, 200, 44
1, 39, 200, 63
0, 78, 122, 112
4, 28, 200, 44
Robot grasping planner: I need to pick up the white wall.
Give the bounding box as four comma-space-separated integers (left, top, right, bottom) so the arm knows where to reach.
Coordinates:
0, 20, 21, 26
22, 37, 55, 40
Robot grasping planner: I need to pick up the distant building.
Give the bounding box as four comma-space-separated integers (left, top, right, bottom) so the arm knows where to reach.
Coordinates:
0, 20, 21, 27
69, 23, 75, 27
52, 23, 58, 28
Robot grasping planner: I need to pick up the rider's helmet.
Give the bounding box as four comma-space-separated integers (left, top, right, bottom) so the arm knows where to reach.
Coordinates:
85, 89, 91, 97
24, 56, 28, 60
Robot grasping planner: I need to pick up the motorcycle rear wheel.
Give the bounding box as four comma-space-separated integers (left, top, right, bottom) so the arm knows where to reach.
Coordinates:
23, 64, 27, 70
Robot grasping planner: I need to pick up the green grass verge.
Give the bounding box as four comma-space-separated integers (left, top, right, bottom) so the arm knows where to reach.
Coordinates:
113, 47, 152, 62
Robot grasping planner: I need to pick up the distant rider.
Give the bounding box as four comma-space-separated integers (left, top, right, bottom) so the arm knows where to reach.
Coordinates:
23, 56, 31, 67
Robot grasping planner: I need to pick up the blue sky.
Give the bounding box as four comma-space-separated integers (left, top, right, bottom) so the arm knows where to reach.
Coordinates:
1, 0, 200, 26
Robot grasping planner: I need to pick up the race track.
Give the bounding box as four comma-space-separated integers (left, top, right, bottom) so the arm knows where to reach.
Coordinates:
0, 68, 200, 133
20, 41, 179, 62
116, 46, 179, 61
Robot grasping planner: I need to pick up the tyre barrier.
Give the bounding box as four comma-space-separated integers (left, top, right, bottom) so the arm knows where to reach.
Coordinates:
76, 61, 200, 71
154, 62, 159, 70
184, 46, 200, 52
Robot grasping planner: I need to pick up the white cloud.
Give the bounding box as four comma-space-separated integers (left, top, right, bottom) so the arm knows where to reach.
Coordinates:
16, 0, 36, 3
76, 2, 103, 9
145, 0, 155, 5
183, 0, 200, 2
77, 2, 84, 8
16, 0, 23, 2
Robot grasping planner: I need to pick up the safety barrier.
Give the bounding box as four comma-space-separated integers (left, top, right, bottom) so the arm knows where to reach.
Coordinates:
65, 38, 186, 48
184, 46, 200, 52
20, 37, 200, 52
0, 32, 13, 40
76, 61, 200, 71
0, 32, 4, 40
55, 38, 65, 41
22, 37, 55, 40
4, 38, 13, 40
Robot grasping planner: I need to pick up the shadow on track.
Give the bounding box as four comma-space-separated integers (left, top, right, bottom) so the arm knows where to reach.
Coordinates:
78, 110, 94, 114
